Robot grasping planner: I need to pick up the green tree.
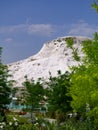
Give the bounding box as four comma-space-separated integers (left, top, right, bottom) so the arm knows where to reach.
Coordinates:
66, 37, 74, 48
0, 47, 13, 123
46, 70, 72, 121
0, 47, 12, 108
65, 37, 80, 61
69, 34, 98, 123
82, 33, 98, 65
92, 0, 98, 12
23, 77, 45, 118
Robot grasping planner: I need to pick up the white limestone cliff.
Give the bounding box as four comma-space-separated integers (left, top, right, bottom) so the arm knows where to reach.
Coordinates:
8, 36, 90, 88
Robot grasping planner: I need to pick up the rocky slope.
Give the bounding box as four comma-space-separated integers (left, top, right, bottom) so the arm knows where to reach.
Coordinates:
8, 36, 90, 88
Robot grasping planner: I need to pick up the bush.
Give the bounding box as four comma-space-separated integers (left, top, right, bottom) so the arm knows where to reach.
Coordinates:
55, 109, 66, 124
72, 48, 80, 61
65, 37, 74, 48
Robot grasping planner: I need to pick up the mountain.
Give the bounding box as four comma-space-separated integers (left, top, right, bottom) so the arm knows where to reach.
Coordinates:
8, 36, 90, 88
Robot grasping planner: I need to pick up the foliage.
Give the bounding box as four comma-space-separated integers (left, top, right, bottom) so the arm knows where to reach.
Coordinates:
55, 109, 66, 124
57, 119, 97, 130
0, 114, 97, 130
72, 48, 80, 61
0, 47, 12, 108
82, 33, 98, 65
11, 87, 19, 97
46, 70, 72, 121
23, 77, 45, 111
65, 37, 80, 61
2, 115, 35, 130
65, 37, 74, 48
6, 114, 57, 130
69, 33, 98, 124
92, 0, 98, 13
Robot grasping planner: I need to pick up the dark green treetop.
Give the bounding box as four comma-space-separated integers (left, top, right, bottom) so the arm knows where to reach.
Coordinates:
0, 47, 12, 108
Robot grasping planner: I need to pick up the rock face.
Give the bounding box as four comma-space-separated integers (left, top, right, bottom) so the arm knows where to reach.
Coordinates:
8, 36, 90, 88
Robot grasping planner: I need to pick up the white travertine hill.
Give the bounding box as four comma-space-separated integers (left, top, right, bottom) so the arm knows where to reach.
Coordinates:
8, 36, 90, 88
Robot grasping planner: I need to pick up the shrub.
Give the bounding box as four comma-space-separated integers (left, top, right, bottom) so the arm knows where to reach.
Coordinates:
65, 37, 74, 48
72, 48, 80, 61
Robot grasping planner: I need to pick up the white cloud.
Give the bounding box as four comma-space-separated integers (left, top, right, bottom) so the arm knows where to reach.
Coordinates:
0, 24, 27, 34
0, 24, 55, 36
0, 22, 97, 38
68, 21, 98, 37
27, 24, 54, 36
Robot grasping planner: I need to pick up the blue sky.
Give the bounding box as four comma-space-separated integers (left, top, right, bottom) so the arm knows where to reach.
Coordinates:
0, 0, 98, 64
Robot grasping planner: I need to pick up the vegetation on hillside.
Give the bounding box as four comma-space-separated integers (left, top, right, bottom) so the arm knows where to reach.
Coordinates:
66, 37, 80, 61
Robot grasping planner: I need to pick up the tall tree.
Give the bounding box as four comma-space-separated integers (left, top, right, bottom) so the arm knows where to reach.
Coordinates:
23, 77, 45, 118
70, 34, 98, 123
0, 47, 12, 108
0, 47, 13, 122
46, 70, 72, 120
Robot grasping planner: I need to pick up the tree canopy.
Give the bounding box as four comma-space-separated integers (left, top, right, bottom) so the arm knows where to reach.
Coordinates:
0, 47, 12, 108
69, 33, 98, 122
46, 70, 72, 119
23, 77, 45, 109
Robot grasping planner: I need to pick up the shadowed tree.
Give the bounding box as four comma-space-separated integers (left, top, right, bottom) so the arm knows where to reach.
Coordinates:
23, 76, 45, 118
0, 47, 13, 122
46, 70, 72, 122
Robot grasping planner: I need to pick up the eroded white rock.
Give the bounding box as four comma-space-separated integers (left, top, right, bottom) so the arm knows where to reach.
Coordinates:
8, 36, 90, 88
